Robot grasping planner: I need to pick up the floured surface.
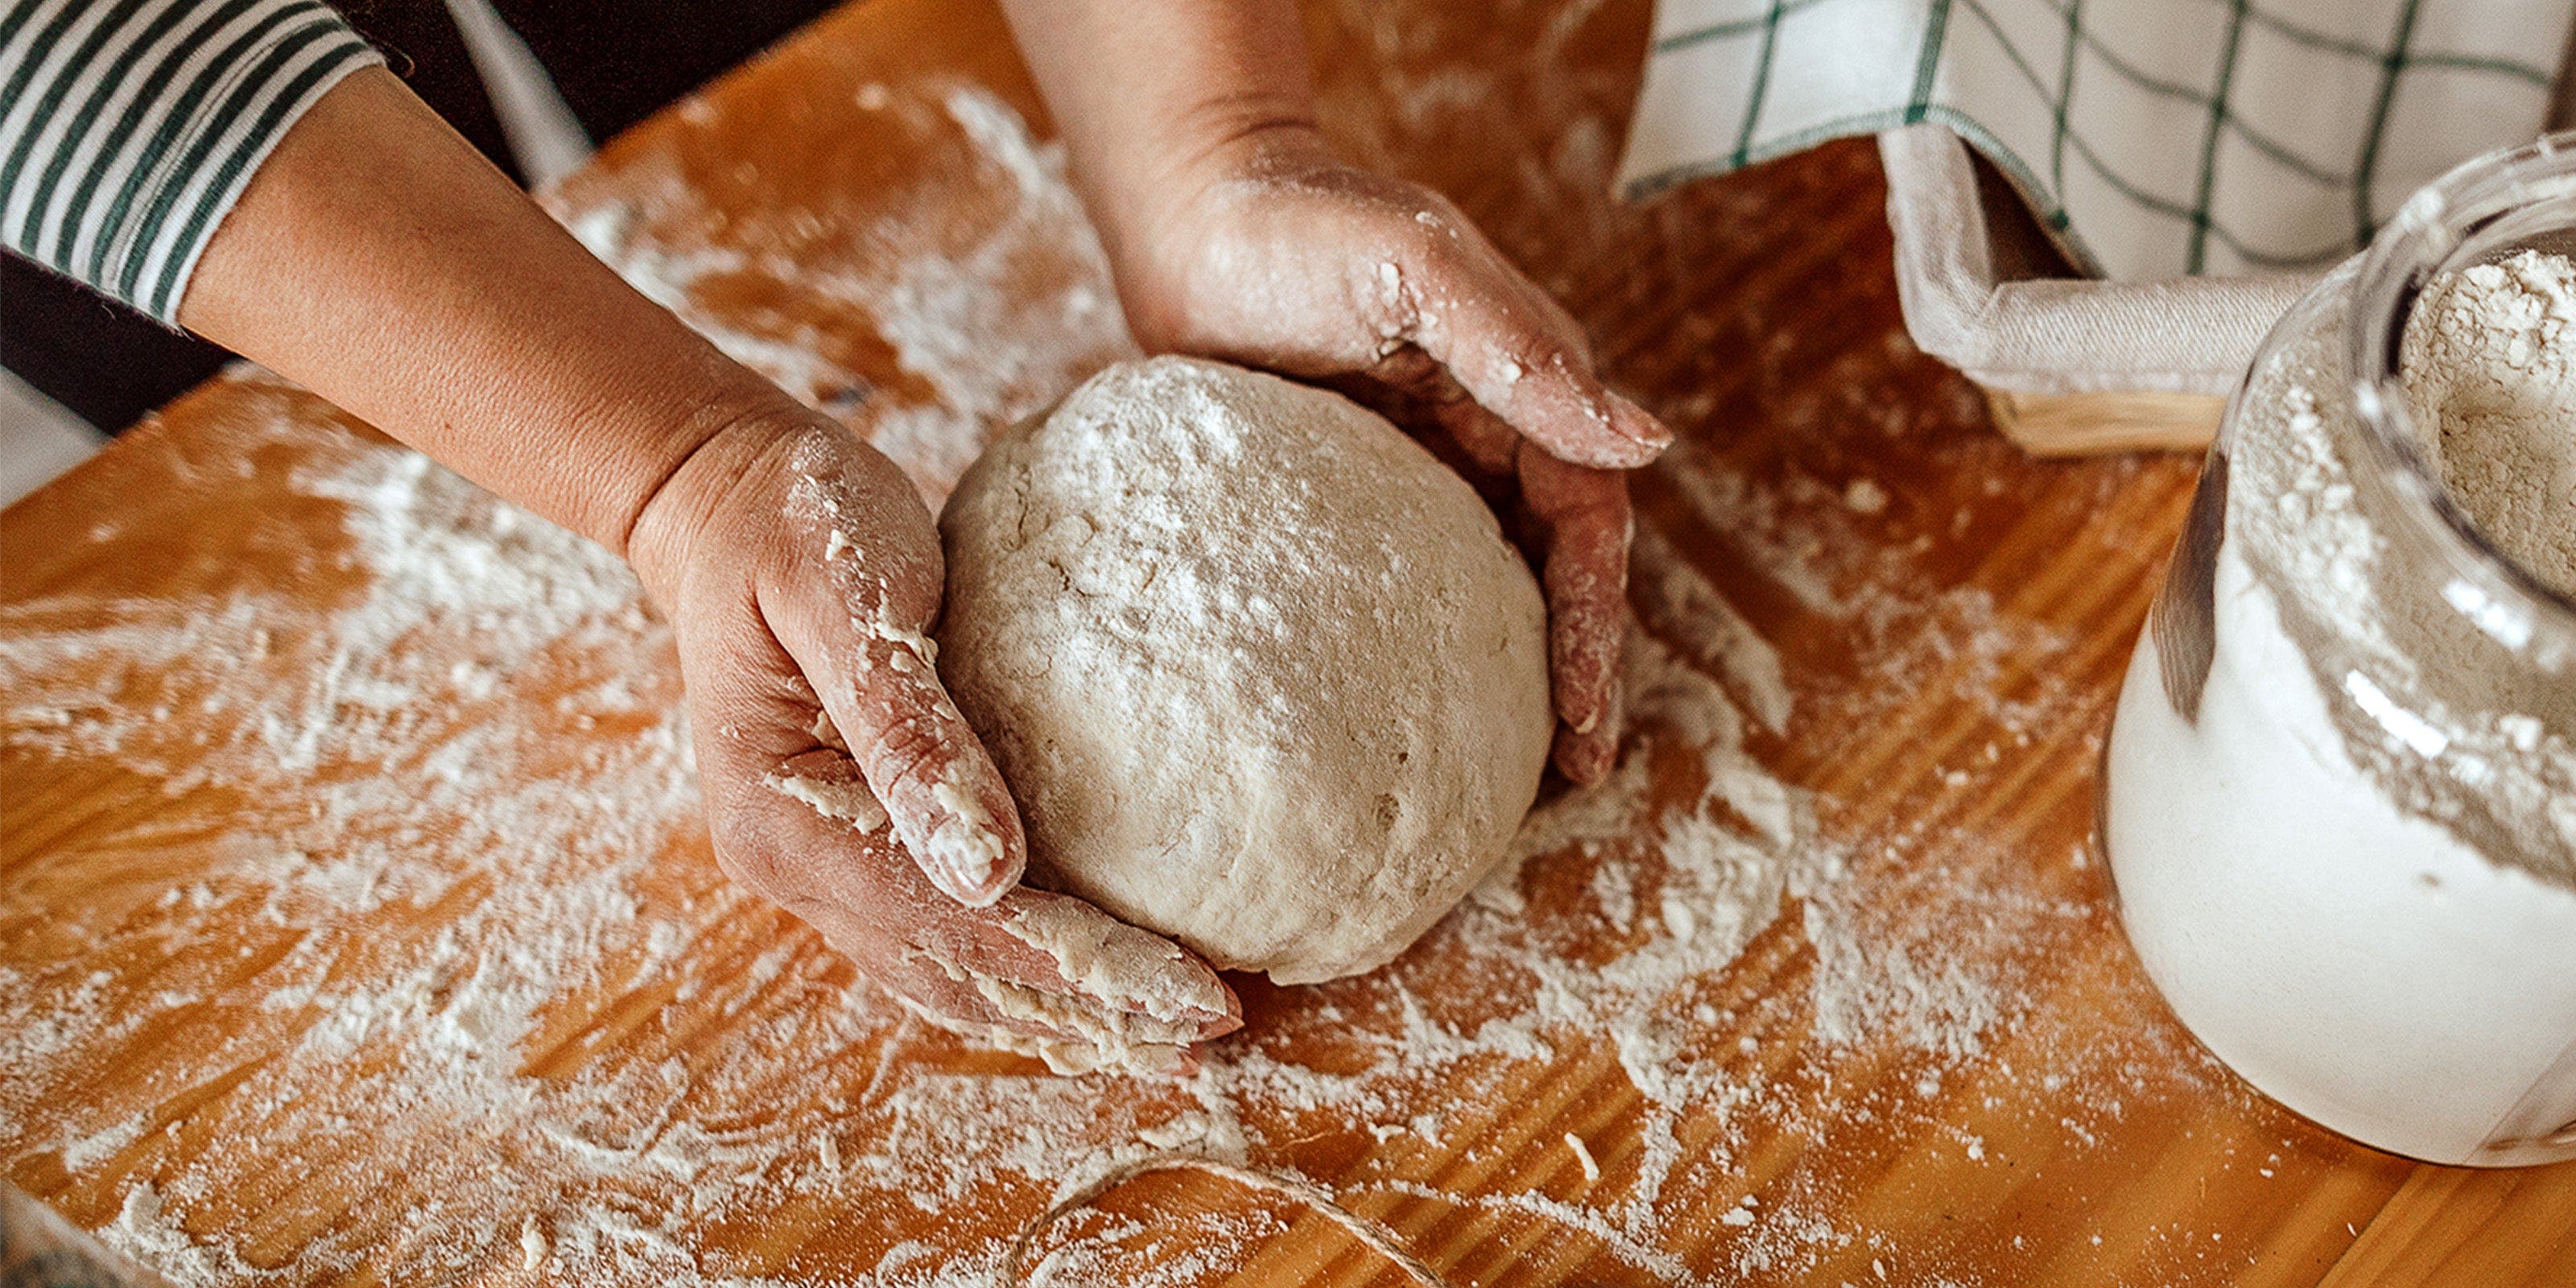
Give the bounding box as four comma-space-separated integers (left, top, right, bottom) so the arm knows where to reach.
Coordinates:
6, 1, 2570, 1286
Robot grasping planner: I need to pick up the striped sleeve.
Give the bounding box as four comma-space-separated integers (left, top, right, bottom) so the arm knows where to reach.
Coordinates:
0, 0, 382, 324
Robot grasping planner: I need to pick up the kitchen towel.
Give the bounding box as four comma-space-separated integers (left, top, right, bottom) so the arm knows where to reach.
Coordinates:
1619, 0, 2574, 395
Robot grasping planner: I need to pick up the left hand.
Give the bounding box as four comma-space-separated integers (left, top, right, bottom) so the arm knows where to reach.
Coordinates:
1102, 126, 1669, 783
630, 412, 1243, 1072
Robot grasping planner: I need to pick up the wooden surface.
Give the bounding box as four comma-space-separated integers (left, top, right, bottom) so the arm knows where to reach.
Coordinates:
6, 0, 2576, 1285
1982, 388, 2223, 457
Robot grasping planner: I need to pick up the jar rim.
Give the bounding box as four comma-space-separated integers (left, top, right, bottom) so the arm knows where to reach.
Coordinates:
2344, 130, 2576, 638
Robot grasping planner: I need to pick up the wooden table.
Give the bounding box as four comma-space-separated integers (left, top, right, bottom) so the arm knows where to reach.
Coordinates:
6, 0, 2573, 1284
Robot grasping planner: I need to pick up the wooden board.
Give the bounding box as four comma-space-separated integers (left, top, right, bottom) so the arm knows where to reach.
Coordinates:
1982, 387, 2224, 457
6, 0, 2574, 1284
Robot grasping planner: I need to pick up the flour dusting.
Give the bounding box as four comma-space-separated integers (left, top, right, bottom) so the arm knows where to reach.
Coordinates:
1, 56, 2220, 1288
556, 80, 1134, 507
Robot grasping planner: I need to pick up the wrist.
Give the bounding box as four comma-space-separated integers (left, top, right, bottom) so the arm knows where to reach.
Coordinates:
623, 399, 815, 611
1094, 117, 1335, 352
1096, 107, 1329, 282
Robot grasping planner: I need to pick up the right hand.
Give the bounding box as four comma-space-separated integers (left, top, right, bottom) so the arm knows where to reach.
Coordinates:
1100, 134, 1657, 785
629, 409, 1242, 1072
150, 58, 1233, 1068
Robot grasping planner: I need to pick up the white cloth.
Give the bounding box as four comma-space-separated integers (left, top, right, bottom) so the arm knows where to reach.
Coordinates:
1880, 122, 2316, 394
1620, 0, 2570, 280
1618, 0, 2571, 398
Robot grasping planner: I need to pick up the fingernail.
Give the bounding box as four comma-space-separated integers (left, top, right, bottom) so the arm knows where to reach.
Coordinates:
1611, 396, 1674, 454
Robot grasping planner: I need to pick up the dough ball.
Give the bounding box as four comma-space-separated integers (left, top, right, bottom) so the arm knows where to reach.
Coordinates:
937, 357, 1553, 985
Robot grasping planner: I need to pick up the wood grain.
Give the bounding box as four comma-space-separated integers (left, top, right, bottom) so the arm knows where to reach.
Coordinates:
1982, 388, 2224, 456
4, 0, 2573, 1285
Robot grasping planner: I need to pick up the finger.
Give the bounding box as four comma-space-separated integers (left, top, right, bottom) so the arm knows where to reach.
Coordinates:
898, 988, 1207, 1078
753, 749, 1235, 1030
886, 887, 1241, 1075
890, 954, 1208, 1078
1517, 444, 1630, 784
980, 888, 1241, 1034
1387, 211, 1672, 470
1551, 657, 1622, 786
671, 584, 1229, 1070
766, 439, 1029, 907
1350, 345, 1525, 477
730, 742, 1241, 1067
912, 888, 1241, 1077
817, 635, 1026, 907
1323, 364, 1630, 782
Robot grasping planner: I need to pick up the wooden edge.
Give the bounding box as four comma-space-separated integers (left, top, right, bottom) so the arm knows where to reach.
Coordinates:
1981, 386, 2223, 458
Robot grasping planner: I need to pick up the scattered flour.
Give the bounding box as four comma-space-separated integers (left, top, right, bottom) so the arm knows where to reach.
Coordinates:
107, 1186, 258, 1285
1565, 1131, 1602, 1183
556, 80, 1135, 506
0, 57, 2220, 1288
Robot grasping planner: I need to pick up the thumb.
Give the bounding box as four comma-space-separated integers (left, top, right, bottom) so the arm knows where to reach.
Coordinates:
804, 621, 1027, 907
766, 436, 1029, 907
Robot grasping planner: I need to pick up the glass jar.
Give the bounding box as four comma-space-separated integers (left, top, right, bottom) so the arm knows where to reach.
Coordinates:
2102, 133, 2576, 1167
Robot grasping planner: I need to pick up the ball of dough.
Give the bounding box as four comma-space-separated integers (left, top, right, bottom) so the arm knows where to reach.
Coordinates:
937, 357, 1553, 985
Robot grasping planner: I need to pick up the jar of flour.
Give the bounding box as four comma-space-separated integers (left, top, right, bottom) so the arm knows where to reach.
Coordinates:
2103, 134, 2576, 1166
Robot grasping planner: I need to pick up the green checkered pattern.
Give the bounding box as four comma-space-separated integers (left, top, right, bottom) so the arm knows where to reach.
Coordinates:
1617, 0, 2567, 280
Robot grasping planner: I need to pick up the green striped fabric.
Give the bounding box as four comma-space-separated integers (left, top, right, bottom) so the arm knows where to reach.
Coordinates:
0, 0, 380, 324
1616, 0, 2569, 281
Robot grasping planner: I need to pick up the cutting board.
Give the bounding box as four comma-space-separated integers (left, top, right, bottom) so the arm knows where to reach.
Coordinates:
5, 0, 2574, 1284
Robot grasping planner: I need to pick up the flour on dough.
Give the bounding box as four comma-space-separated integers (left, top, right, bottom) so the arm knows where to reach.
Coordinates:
938, 357, 1554, 984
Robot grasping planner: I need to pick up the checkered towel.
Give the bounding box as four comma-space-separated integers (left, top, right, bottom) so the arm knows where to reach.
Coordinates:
1617, 0, 2572, 282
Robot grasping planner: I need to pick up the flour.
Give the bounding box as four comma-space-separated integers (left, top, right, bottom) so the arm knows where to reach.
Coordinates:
0, 64, 2180, 1288
107, 1186, 257, 1285
1, 409, 2068, 1284
2401, 250, 2576, 597
763, 770, 890, 832
1001, 902, 1222, 1030
555, 80, 1136, 507
1564, 1131, 1601, 1183
2103, 248, 2576, 1164
2232, 255, 2576, 883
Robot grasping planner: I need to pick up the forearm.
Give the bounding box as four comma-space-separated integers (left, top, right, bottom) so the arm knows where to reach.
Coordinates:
177, 67, 801, 560
997, 0, 1322, 267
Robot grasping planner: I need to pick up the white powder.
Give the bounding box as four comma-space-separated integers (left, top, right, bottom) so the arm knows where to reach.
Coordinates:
0, 419, 2088, 1284
107, 1186, 258, 1285
1564, 1131, 1601, 1183
0, 68, 2176, 1288
762, 770, 890, 832
553, 80, 1135, 510
2104, 250, 2576, 1164
2231, 255, 2576, 882
2401, 250, 2576, 597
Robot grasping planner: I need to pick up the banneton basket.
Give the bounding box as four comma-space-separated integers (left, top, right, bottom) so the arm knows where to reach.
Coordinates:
1877, 56, 2576, 457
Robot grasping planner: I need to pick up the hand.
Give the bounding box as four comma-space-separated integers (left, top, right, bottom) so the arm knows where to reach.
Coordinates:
1104, 128, 1667, 784
629, 411, 1241, 1072
162, 62, 1236, 1070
